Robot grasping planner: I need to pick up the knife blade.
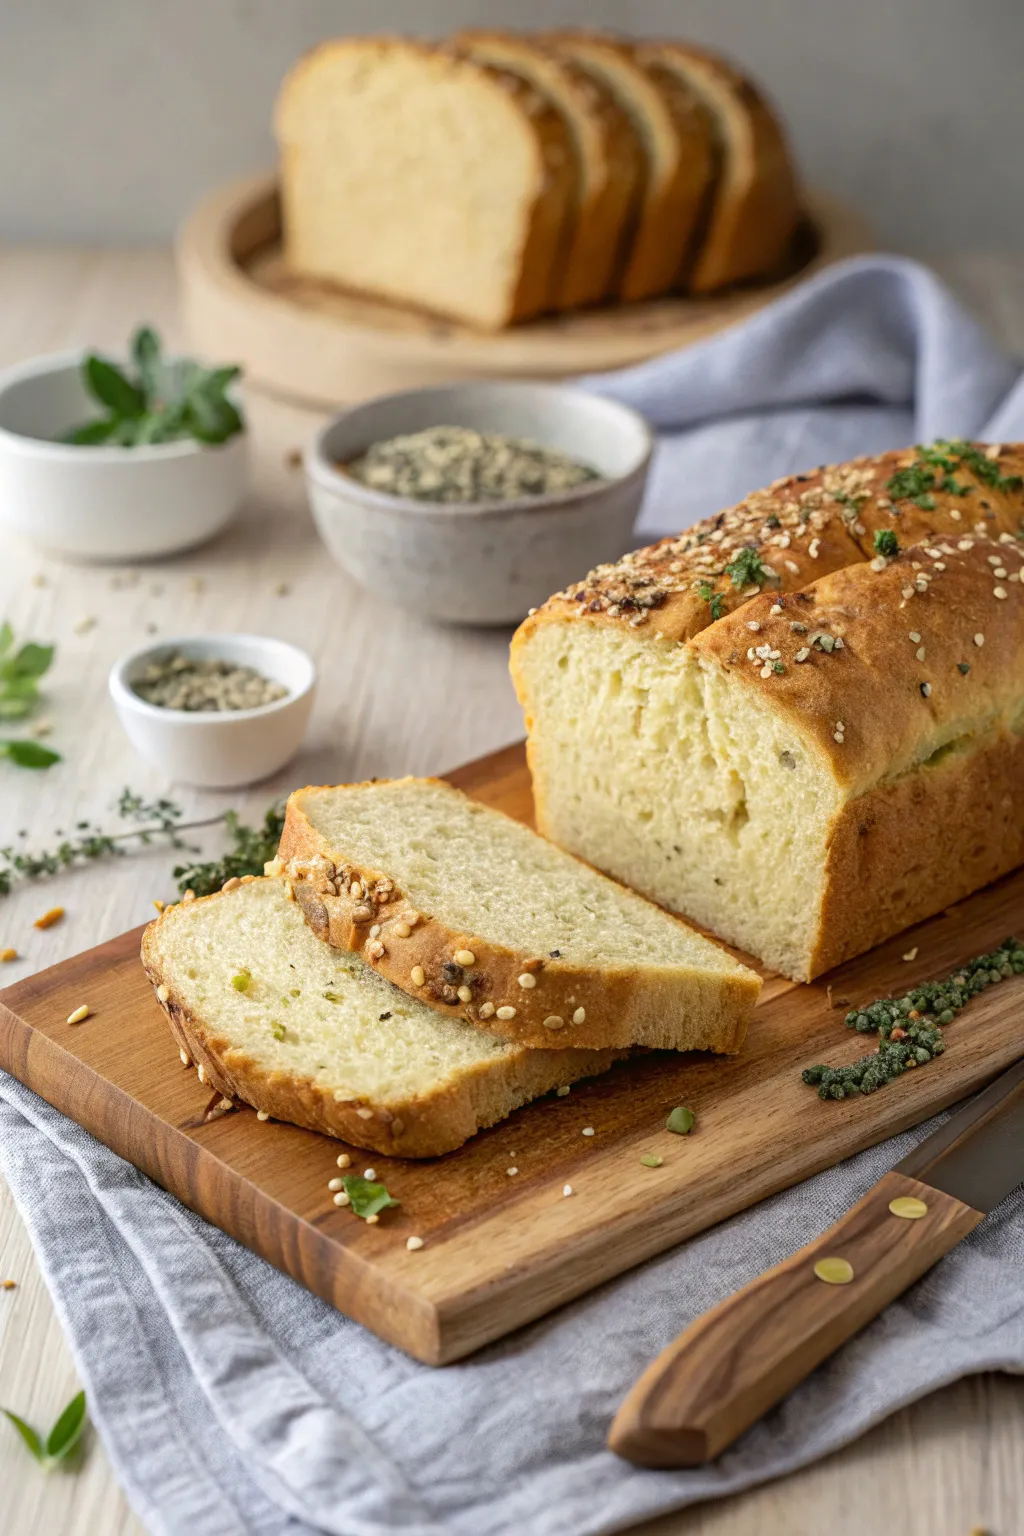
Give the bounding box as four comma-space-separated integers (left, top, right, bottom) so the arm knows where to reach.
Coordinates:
609, 1056, 1024, 1468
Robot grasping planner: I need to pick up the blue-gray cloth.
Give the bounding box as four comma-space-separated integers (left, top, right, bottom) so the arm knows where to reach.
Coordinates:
2, 255, 1023, 1536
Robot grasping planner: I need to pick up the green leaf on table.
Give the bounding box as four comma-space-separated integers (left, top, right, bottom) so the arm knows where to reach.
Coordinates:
341, 1176, 400, 1220
0, 621, 13, 656
44, 1390, 87, 1463
6, 642, 54, 680
1, 1391, 88, 1470
2, 740, 61, 768
84, 354, 145, 417
1, 1407, 45, 1463
0, 695, 35, 720
666, 1106, 696, 1136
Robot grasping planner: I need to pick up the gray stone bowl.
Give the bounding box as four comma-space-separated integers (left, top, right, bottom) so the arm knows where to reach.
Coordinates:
304, 381, 653, 626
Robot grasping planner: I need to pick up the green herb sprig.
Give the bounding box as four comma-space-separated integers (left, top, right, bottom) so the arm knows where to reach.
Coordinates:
65, 326, 244, 449
725, 547, 767, 589
172, 805, 285, 897
341, 1176, 400, 1221
886, 438, 1022, 513
872, 529, 900, 558
803, 937, 1024, 1099
0, 623, 60, 769
697, 583, 725, 621
2, 1390, 87, 1471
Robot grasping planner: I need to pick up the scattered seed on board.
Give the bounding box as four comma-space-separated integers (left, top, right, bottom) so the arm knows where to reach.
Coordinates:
562, 1184, 574, 1198
197, 1065, 207, 1084
406, 1236, 424, 1251
903, 947, 919, 962
507, 1167, 519, 1176
581, 1127, 595, 1137
256, 1110, 270, 1121
336, 1153, 351, 1168
333, 1191, 350, 1207
556, 1085, 570, 1097
179, 1049, 191, 1067
365, 1213, 380, 1225
66, 1005, 90, 1025
1, 1279, 16, 1290
328, 1177, 344, 1192
364, 1168, 377, 1180
0, 948, 17, 963
34, 907, 64, 930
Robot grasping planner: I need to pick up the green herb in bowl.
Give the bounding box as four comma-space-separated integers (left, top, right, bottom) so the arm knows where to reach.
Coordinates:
65, 326, 244, 448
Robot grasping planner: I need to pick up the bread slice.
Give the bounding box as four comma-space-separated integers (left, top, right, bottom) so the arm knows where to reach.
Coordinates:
456, 29, 645, 309
275, 37, 577, 328
543, 30, 715, 302
638, 41, 800, 291
142, 877, 622, 1158
274, 777, 760, 1052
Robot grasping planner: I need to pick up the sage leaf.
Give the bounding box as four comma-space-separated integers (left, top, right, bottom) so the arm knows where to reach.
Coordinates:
341, 1176, 400, 1220
2, 740, 61, 768
1, 1408, 45, 1463
44, 1390, 87, 1462
64, 416, 119, 445
85, 355, 145, 417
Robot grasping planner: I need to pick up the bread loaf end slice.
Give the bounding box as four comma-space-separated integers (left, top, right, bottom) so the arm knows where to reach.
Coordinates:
142, 877, 622, 1158
275, 37, 575, 328
275, 777, 760, 1052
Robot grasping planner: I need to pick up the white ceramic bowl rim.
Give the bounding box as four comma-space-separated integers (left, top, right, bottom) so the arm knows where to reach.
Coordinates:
306, 382, 654, 518
0, 350, 244, 461
109, 634, 316, 724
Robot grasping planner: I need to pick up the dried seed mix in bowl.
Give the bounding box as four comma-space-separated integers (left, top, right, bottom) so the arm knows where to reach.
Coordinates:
133, 653, 288, 712
342, 426, 604, 504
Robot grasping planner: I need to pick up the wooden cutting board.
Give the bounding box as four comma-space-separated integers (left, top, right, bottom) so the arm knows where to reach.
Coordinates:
1, 742, 1021, 1365
177, 176, 873, 409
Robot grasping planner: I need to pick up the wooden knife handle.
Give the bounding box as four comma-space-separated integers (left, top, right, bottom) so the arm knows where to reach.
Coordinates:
608, 1170, 983, 1468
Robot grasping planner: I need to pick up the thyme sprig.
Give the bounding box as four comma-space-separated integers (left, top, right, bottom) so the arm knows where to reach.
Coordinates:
803, 937, 1024, 1099
0, 792, 284, 899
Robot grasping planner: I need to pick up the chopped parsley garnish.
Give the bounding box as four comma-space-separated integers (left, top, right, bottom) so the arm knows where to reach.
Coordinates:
666, 1105, 695, 1135
725, 547, 766, 589
802, 937, 1024, 1099
872, 529, 900, 558
698, 583, 725, 621
887, 439, 1022, 511
341, 1176, 400, 1220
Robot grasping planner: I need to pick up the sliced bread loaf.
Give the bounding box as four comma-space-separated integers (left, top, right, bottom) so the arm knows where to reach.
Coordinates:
142, 877, 621, 1158
638, 41, 801, 291
274, 777, 760, 1052
455, 29, 645, 309
275, 37, 577, 328
543, 31, 715, 302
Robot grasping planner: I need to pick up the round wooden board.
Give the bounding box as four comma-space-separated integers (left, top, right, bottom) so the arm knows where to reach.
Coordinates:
177, 174, 874, 410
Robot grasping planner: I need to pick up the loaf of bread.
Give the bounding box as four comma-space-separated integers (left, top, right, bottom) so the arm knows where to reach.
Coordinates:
275, 38, 577, 328
275, 30, 802, 326
512, 442, 1024, 980
273, 777, 760, 1051
142, 876, 623, 1158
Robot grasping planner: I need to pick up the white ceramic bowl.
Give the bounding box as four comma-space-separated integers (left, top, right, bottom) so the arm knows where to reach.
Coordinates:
109, 634, 316, 789
0, 351, 247, 562
304, 381, 653, 626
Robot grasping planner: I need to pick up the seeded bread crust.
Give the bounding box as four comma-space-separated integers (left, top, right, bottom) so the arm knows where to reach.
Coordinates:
276, 37, 576, 327
511, 444, 1024, 653
276, 780, 759, 1053
543, 31, 715, 303
455, 30, 646, 309
640, 41, 801, 292
141, 885, 624, 1159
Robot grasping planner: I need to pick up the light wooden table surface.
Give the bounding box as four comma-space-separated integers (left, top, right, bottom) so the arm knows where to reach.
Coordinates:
0, 245, 1022, 1536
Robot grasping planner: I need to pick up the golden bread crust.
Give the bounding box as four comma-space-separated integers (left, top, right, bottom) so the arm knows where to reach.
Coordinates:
691, 536, 1024, 796
276, 779, 759, 1052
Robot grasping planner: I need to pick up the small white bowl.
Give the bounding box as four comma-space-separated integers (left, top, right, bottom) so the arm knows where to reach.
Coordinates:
0, 351, 247, 562
304, 381, 653, 626
109, 635, 316, 789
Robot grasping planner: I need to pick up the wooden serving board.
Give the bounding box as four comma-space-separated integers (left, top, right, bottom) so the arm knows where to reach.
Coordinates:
1, 743, 1021, 1366
177, 176, 874, 410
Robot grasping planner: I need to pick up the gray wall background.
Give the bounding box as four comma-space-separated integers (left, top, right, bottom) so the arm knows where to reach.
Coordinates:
1, 0, 1021, 252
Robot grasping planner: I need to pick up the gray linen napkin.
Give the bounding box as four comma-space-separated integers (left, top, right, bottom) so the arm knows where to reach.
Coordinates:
2, 254, 1024, 1536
